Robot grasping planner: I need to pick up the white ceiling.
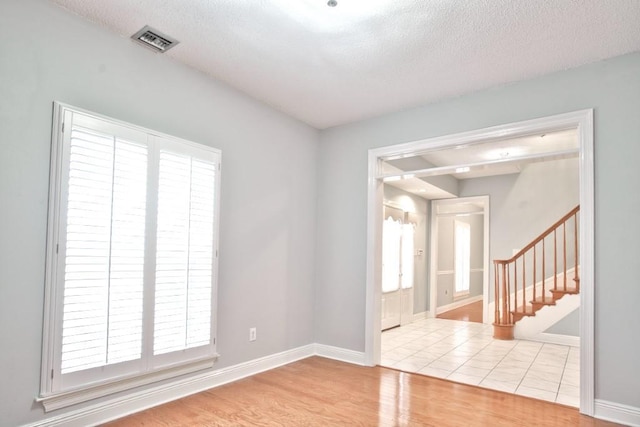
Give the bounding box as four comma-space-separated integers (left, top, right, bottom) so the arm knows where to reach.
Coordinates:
384, 128, 578, 199
384, 128, 577, 176
50, 0, 640, 129
421, 128, 578, 179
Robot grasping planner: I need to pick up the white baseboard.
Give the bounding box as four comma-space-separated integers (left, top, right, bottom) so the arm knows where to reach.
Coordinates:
435, 294, 483, 315
526, 332, 580, 347
595, 399, 640, 426
24, 344, 317, 427
314, 344, 366, 365
413, 311, 430, 322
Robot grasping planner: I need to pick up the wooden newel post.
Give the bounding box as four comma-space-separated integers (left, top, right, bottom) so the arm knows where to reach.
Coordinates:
493, 261, 514, 340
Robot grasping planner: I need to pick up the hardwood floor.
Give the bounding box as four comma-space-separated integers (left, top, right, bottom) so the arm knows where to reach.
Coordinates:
105, 357, 619, 426
437, 300, 483, 323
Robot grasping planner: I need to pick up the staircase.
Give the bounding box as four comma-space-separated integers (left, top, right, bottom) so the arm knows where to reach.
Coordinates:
493, 206, 580, 340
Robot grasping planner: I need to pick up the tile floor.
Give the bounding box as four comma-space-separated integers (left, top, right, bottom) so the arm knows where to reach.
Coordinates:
381, 318, 580, 407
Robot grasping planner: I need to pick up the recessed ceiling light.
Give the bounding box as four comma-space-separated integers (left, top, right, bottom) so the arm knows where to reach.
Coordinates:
271, 0, 395, 31
455, 167, 470, 173
131, 26, 179, 53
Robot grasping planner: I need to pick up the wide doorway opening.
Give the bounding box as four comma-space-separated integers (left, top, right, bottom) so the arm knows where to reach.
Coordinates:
365, 110, 594, 415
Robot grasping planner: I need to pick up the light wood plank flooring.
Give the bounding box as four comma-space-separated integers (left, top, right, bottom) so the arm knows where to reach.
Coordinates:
437, 300, 484, 323
105, 357, 618, 426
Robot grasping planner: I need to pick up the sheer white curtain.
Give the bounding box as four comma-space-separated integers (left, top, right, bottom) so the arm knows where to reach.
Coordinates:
401, 223, 415, 289
382, 217, 402, 293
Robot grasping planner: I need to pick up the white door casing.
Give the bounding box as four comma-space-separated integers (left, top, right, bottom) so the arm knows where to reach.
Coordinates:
365, 109, 594, 415
429, 196, 489, 320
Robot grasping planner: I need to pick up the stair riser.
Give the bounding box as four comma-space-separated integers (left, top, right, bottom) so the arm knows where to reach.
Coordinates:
550, 290, 579, 303
531, 301, 555, 312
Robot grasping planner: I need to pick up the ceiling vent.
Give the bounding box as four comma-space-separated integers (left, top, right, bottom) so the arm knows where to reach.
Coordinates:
131, 26, 179, 53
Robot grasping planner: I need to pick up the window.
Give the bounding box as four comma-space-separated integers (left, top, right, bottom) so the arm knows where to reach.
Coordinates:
40, 103, 221, 410
454, 220, 470, 297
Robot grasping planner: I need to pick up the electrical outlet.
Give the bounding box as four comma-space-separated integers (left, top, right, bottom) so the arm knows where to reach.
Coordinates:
249, 327, 257, 342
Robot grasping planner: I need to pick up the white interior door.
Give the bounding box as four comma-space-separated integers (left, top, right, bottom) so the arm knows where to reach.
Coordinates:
400, 222, 415, 325
381, 213, 401, 330
381, 206, 415, 330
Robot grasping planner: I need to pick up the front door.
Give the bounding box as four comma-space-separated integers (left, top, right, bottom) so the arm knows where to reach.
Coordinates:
381, 205, 415, 330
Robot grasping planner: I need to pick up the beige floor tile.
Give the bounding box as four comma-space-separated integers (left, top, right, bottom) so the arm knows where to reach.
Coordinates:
524, 368, 563, 384
454, 365, 491, 378
519, 376, 560, 393
418, 366, 452, 378
515, 385, 557, 402
447, 372, 484, 386
561, 369, 580, 387
559, 383, 580, 397
380, 318, 578, 403
479, 378, 519, 393
556, 393, 580, 407
463, 358, 500, 370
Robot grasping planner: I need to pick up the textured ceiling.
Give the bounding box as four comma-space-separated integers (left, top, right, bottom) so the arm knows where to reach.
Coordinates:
50, 0, 640, 129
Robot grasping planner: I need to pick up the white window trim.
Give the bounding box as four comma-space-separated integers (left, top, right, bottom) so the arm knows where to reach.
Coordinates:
39, 102, 222, 411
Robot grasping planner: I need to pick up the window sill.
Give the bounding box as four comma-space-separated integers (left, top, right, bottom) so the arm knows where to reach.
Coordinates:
37, 355, 218, 412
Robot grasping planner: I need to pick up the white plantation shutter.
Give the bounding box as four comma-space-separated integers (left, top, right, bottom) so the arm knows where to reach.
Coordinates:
61, 126, 147, 374
186, 160, 216, 347
42, 104, 220, 405
154, 153, 215, 355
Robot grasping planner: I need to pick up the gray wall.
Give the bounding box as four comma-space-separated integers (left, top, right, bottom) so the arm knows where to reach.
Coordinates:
459, 158, 579, 301
461, 158, 579, 262
0, 1, 318, 425
545, 308, 580, 337
316, 53, 640, 409
2, 0, 640, 422
435, 213, 484, 307
383, 185, 429, 313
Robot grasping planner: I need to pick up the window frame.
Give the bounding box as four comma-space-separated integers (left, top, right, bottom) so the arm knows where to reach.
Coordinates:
39, 102, 221, 411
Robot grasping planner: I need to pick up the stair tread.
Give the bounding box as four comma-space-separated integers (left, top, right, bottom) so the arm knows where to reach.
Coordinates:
551, 287, 579, 294
512, 305, 535, 315
531, 296, 556, 305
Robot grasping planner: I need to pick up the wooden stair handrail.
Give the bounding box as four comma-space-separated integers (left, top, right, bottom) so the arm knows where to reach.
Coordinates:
493, 205, 580, 265
492, 205, 580, 340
